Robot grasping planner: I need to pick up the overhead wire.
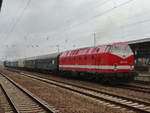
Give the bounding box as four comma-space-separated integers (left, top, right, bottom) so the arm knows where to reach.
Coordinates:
65, 0, 112, 23
58, 0, 135, 48
5, 0, 31, 40
2, 1, 24, 37
0, 0, 3, 11
121, 18, 150, 28
48, 0, 135, 39
48, 0, 113, 34
69, 0, 134, 29
3, 0, 31, 60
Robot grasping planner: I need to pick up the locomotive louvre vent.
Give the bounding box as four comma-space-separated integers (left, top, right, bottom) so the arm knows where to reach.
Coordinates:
79, 56, 81, 60
92, 56, 94, 60
96, 48, 99, 52
85, 56, 87, 60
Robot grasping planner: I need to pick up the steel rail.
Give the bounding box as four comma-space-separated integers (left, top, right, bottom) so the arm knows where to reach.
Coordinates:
126, 84, 150, 91
0, 84, 20, 113
0, 73, 57, 113
116, 84, 150, 94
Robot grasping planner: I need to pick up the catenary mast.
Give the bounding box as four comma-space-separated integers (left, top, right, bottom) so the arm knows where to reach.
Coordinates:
0, 0, 3, 11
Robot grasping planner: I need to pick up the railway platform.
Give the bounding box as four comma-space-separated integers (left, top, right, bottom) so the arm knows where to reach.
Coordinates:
135, 72, 150, 82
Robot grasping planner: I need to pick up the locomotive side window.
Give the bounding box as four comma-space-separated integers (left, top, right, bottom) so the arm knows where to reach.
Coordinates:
85, 56, 87, 60
79, 56, 81, 60
96, 48, 99, 52
92, 56, 94, 60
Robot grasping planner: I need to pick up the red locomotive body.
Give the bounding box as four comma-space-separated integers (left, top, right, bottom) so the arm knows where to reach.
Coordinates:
59, 43, 135, 81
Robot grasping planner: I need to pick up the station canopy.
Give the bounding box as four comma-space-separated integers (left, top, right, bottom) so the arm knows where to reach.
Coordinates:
126, 38, 150, 72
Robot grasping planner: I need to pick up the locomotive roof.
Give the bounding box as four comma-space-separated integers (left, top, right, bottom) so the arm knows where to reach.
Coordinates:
61, 42, 127, 53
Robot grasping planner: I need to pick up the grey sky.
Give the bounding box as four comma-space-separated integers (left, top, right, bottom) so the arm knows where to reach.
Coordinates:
0, 0, 150, 60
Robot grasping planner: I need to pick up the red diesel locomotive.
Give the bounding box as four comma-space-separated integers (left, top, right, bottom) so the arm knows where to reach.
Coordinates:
59, 42, 135, 82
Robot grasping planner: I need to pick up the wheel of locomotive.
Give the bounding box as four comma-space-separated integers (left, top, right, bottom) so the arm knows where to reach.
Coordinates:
71, 71, 80, 78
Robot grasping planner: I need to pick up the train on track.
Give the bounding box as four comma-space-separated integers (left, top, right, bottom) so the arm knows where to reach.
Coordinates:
4, 42, 136, 83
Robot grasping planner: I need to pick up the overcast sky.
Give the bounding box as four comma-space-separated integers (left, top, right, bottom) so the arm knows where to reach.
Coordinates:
0, 0, 150, 60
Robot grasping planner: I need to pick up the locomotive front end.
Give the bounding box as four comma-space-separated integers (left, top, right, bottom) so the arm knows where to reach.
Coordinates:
109, 43, 134, 72
104, 43, 136, 82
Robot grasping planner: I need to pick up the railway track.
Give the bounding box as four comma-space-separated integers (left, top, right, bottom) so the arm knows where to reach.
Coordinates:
0, 85, 17, 113
0, 73, 57, 113
117, 84, 150, 94
14, 72, 150, 113
6, 68, 150, 94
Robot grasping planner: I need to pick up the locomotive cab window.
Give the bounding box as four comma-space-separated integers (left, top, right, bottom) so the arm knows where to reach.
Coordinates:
111, 45, 132, 54
111, 45, 133, 57
106, 45, 112, 52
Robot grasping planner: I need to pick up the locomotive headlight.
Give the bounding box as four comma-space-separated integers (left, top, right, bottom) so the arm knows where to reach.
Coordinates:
130, 65, 134, 69
130, 65, 132, 69
114, 64, 117, 70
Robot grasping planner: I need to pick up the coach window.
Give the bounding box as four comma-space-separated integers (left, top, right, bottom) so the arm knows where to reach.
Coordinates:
52, 60, 55, 64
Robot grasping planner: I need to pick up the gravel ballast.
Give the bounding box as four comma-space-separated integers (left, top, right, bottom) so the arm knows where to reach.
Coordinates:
19, 69, 150, 103
0, 69, 138, 113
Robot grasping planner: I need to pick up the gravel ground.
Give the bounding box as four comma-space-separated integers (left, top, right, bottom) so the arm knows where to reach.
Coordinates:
128, 82, 150, 89
0, 83, 9, 113
0, 103, 4, 113
15, 69, 150, 103
0, 69, 138, 113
